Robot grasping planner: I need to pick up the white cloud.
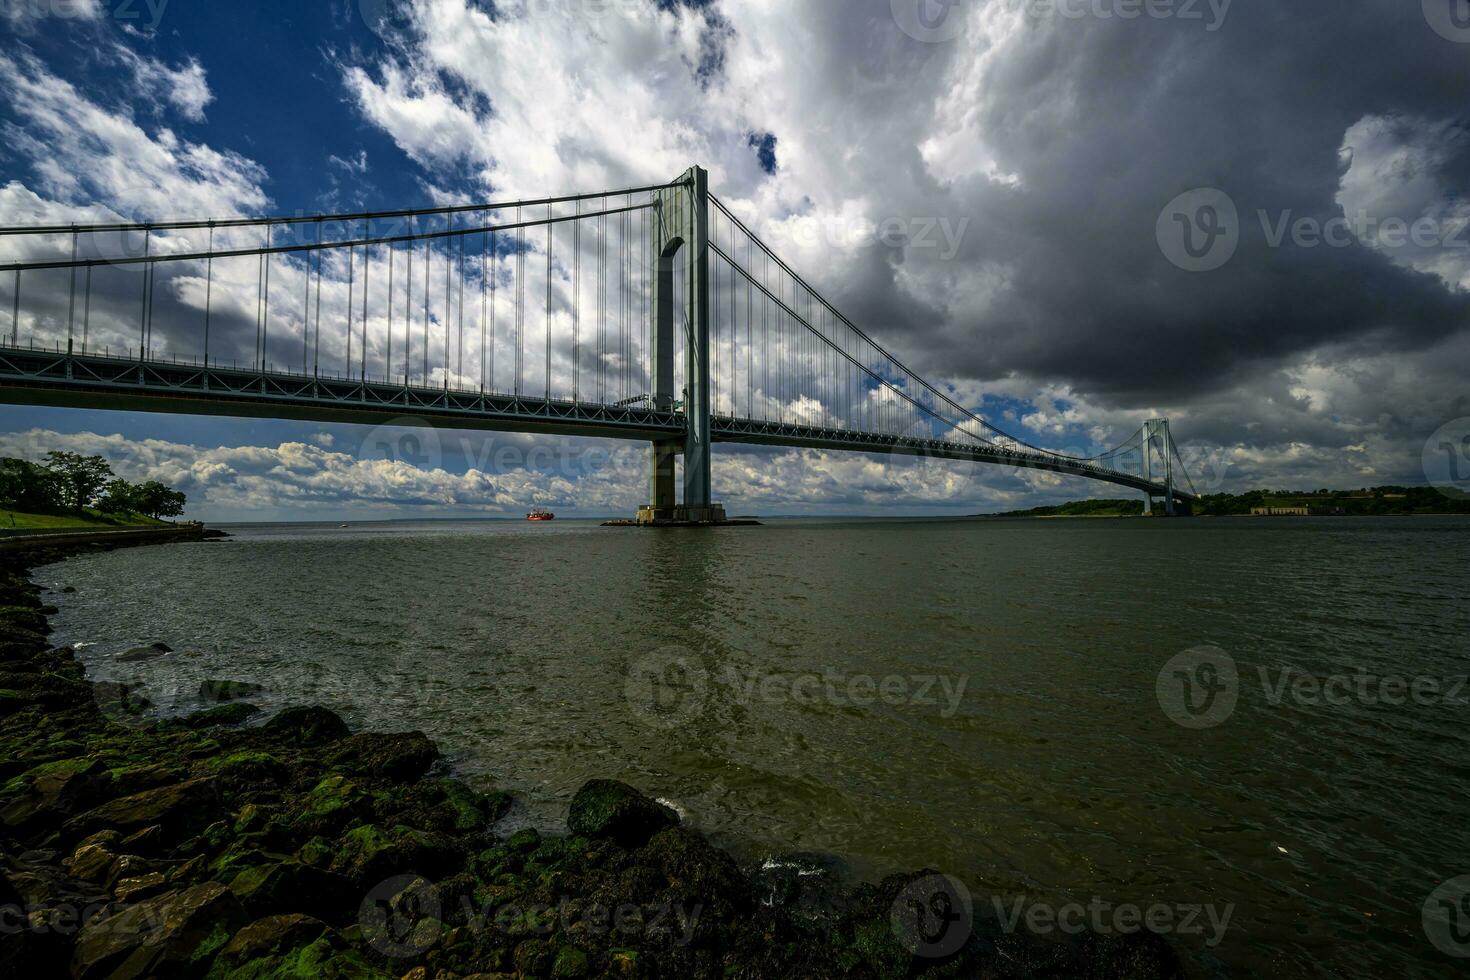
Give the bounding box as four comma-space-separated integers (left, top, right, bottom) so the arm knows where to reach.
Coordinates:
0, 51, 262, 229
110, 46, 215, 122
2, 0, 103, 28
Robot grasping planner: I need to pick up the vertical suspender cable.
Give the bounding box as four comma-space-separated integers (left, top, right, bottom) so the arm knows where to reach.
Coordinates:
313, 223, 323, 377
573, 199, 580, 402
387, 241, 394, 383
203, 224, 214, 366
82, 265, 92, 354
515, 206, 524, 397
139, 228, 150, 360
489, 229, 497, 392
480, 230, 487, 393
444, 219, 452, 389
423, 229, 431, 384
346, 239, 354, 377
262, 224, 272, 370
66, 227, 77, 352
457, 233, 465, 386
405, 240, 413, 386
362, 231, 370, 382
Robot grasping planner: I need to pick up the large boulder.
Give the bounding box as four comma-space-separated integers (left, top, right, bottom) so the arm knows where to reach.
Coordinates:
198, 679, 267, 702
70, 882, 247, 980
0, 757, 113, 833
566, 780, 678, 848
177, 703, 260, 729
214, 913, 329, 968
327, 731, 439, 783
228, 859, 355, 922
64, 777, 223, 843
262, 706, 350, 745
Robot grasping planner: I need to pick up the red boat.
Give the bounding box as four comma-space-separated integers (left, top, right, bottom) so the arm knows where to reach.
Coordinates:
526, 508, 555, 522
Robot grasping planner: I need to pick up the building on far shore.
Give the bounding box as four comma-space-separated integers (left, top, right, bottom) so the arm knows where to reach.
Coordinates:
1250, 505, 1347, 516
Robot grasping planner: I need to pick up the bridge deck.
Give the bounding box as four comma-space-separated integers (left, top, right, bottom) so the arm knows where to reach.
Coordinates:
0, 346, 1192, 502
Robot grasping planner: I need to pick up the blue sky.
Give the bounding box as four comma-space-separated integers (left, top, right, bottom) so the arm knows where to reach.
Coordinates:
2, 1, 1464, 519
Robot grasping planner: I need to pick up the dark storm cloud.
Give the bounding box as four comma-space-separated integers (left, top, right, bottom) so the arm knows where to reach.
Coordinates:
821, 2, 1470, 407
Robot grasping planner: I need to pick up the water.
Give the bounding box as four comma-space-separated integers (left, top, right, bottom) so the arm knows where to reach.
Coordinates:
40, 517, 1470, 978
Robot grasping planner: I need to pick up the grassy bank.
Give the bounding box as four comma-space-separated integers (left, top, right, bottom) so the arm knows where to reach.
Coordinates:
0, 510, 169, 532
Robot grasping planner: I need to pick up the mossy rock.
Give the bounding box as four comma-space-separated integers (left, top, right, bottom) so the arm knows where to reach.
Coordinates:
263, 706, 349, 745
179, 703, 261, 730
552, 944, 591, 978
850, 917, 909, 979
514, 937, 554, 975
290, 776, 370, 836
199, 680, 268, 702
205, 751, 287, 783
566, 780, 677, 848
506, 827, 541, 853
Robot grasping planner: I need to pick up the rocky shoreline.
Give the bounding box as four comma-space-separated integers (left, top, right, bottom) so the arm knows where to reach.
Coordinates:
0, 536, 1186, 979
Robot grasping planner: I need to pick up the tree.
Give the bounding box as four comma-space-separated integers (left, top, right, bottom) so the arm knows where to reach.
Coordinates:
43, 452, 114, 512
133, 481, 186, 519
97, 479, 141, 515
0, 458, 65, 512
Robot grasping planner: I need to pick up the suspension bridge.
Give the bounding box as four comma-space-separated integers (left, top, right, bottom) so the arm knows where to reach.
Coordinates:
0, 167, 1196, 521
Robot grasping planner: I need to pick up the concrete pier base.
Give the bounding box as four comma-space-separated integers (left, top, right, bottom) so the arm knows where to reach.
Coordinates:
603, 504, 759, 527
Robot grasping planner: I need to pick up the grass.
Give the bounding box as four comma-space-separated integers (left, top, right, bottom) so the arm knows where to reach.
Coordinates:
0, 509, 169, 531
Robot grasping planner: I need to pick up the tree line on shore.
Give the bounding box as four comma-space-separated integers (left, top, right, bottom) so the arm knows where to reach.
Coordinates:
990, 485, 1470, 518
0, 453, 186, 520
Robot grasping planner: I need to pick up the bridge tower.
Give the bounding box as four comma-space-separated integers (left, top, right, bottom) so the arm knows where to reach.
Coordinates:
1143, 418, 1177, 517
638, 166, 726, 525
